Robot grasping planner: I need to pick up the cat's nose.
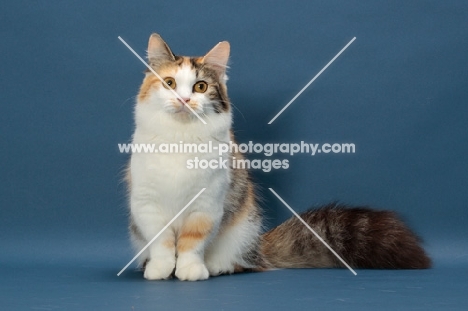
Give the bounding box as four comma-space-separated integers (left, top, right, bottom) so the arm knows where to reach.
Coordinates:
178, 97, 190, 104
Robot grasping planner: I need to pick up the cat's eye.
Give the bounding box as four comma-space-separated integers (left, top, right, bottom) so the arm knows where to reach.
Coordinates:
193, 81, 208, 93
163, 77, 176, 89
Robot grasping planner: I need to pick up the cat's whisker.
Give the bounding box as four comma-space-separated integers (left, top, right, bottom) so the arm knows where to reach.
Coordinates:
120, 95, 138, 108
227, 101, 246, 122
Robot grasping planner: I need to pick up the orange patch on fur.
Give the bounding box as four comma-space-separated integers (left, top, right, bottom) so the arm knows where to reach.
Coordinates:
177, 214, 213, 253
182, 57, 191, 66
193, 57, 203, 64
137, 75, 160, 101
162, 237, 175, 249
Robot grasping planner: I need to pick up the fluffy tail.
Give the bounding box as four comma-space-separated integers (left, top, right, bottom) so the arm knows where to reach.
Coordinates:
260, 203, 431, 269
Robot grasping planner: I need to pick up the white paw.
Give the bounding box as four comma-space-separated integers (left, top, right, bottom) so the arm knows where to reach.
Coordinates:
205, 259, 235, 276
143, 258, 175, 280
175, 261, 209, 281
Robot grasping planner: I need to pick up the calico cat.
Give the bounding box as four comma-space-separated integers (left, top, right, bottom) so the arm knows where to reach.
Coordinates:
126, 33, 431, 281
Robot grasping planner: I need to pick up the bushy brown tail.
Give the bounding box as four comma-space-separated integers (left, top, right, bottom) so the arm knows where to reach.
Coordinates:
260, 203, 431, 269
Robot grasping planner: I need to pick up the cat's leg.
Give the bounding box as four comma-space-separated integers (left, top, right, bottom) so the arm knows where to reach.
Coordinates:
205, 210, 261, 276
175, 211, 220, 281
131, 202, 176, 280
129, 216, 150, 269
143, 229, 176, 280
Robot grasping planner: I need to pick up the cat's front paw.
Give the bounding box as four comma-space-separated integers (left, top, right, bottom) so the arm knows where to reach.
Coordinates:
175, 261, 209, 281
143, 258, 175, 280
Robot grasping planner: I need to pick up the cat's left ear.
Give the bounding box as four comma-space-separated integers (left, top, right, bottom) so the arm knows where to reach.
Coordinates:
202, 41, 230, 79
147, 33, 176, 67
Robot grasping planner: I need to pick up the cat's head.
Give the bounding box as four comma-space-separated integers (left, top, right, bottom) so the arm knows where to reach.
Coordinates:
137, 33, 230, 124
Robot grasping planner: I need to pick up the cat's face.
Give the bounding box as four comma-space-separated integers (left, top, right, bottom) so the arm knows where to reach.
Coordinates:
137, 34, 230, 123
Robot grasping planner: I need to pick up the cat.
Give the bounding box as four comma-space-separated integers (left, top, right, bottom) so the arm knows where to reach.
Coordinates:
126, 33, 431, 281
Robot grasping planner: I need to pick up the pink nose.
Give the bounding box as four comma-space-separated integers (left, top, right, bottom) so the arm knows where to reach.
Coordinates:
178, 98, 190, 104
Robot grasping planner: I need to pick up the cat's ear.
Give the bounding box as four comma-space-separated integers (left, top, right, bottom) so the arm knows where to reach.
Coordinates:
202, 41, 230, 78
147, 33, 175, 67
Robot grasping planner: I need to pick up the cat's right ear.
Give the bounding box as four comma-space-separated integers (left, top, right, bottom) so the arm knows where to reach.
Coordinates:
147, 33, 175, 67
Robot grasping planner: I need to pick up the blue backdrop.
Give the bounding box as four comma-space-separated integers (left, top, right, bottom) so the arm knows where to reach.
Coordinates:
1, 1, 467, 310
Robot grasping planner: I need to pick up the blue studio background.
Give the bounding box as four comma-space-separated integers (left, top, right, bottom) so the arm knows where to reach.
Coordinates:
1, 0, 467, 310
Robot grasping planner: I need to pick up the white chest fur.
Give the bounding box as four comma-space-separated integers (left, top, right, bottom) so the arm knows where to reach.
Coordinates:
130, 102, 232, 219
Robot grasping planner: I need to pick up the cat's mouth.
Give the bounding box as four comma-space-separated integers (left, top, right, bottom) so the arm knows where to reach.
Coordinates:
173, 103, 191, 114
171, 100, 201, 115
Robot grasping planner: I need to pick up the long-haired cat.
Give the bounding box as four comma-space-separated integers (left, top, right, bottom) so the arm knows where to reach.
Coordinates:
126, 33, 431, 281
